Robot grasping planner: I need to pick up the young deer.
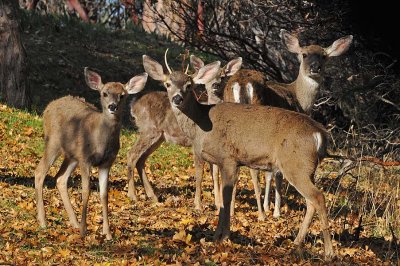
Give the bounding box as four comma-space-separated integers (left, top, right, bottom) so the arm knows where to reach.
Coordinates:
126, 54, 242, 210
142, 52, 335, 260
224, 30, 353, 219
35, 68, 148, 240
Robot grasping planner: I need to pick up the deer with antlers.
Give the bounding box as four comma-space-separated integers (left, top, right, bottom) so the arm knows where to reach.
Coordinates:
127, 51, 242, 210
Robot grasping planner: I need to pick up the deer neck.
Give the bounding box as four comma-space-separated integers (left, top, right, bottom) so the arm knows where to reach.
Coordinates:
100, 111, 121, 133
289, 70, 321, 114
172, 90, 213, 140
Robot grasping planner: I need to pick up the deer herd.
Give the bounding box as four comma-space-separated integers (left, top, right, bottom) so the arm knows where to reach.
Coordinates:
34, 30, 353, 260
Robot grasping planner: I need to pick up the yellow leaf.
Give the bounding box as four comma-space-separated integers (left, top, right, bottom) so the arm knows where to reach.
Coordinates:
59, 249, 71, 257
23, 126, 34, 136
173, 230, 186, 242
180, 218, 194, 225
220, 252, 228, 262
41, 246, 53, 254
185, 233, 192, 244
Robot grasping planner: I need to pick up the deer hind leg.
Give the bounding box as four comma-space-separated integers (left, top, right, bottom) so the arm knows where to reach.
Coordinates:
136, 135, 164, 203
127, 133, 163, 202
34, 142, 60, 227
98, 166, 112, 240
249, 168, 266, 221
79, 164, 91, 238
214, 162, 238, 242
56, 158, 79, 228
286, 171, 334, 260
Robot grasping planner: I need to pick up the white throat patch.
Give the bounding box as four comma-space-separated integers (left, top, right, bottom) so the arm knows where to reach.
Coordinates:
246, 83, 254, 103
232, 82, 241, 103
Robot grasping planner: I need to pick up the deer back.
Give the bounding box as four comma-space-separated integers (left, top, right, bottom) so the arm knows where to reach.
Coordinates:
224, 69, 301, 111
202, 103, 327, 168
131, 91, 192, 146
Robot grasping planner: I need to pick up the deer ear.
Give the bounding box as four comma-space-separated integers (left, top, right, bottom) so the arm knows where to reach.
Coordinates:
143, 55, 166, 81
280, 29, 301, 54
84, 67, 103, 91
190, 55, 205, 72
222, 57, 242, 77
193, 61, 221, 84
125, 73, 148, 94
325, 35, 353, 57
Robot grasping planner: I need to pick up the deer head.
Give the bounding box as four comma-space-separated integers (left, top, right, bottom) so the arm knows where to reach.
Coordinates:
84, 68, 148, 117
143, 50, 223, 108
280, 29, 353, 80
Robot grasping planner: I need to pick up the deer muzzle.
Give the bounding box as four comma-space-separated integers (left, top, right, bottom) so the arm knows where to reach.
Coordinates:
108, 103, 118, 113
172, 94, 184, 106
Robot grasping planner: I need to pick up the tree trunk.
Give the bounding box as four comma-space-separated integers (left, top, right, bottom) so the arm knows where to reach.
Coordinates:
0, 0, 30, 108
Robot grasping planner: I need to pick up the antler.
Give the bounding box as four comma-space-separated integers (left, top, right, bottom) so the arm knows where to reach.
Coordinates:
164, 48, 173, 74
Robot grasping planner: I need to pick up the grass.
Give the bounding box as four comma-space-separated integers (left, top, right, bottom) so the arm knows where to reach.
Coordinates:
0, 10, 399, 265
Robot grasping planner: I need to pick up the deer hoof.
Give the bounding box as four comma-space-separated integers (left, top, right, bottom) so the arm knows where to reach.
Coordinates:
258, 213, 266, 222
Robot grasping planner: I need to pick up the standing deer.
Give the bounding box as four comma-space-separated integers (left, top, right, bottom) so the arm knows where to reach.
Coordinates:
35, 68, 147, 240
224, 30, 353, 219
127, 54, 242, 211
141, 51, 335, 260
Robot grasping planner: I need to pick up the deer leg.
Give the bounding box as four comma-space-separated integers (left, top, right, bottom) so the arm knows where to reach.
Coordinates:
137, 136, 164, 203
288, 172, 334, 260
230, 181, 237, 217
56, 158, 79, 228
98, 166, 112, 240
126, 165, 137, 201
210, 164, 221, 209
214, 162, 238, 241
273, 171, 283, 218
34, 145, 59, 227
250, 169, 266, 221
127, 133, 163, 202
263, 170, 273, 213
79, 164, 91, 238
193, 153, 205, 210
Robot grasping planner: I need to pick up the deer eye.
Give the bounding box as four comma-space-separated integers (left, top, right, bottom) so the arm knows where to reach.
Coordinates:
165, 82, 171, 88
302, 53, 308, 58
120, 94, 124, 99
103, 92, 108, 97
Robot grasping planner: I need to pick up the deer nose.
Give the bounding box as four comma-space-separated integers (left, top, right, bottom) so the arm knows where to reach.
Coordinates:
108, 103, 118, 112
172, 94, 183, 106
310, 62, 321, 73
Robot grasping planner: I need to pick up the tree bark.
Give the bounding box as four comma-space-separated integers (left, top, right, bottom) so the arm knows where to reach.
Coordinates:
0, 0, 30, 108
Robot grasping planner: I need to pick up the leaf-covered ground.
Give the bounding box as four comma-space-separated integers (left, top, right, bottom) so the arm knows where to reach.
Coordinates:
1, 12, 399, 265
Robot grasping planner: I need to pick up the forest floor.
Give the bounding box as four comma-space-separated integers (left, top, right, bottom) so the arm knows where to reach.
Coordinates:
0, 11, 399, 265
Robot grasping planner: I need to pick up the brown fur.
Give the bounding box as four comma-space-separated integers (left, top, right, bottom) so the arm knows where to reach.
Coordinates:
43, 96, 121, 167
224, 69, 299, 109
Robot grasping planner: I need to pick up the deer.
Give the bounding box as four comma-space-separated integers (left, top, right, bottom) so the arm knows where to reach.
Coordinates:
34, 68, 148, 240
127, 53, 242, 211
223, 30, 353, 219
141, 50, 335, 260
